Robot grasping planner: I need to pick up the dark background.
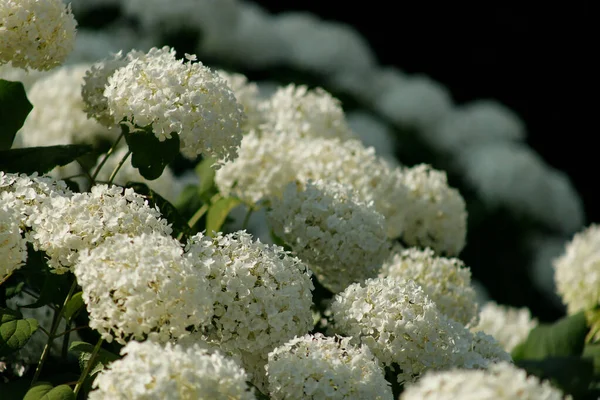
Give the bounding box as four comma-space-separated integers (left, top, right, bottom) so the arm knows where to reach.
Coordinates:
256, 1, 596, 224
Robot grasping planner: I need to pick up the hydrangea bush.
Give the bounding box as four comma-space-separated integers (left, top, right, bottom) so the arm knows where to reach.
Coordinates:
0, 1, 597, 399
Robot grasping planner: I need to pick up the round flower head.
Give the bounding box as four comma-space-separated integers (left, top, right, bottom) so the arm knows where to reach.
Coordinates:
470, 302, 538, 352
400, 361, 569, 400
0, 0, 77, 70
266, 334, 393, 400
398, 164, 467, 255
29, 184, 172, 273
217, 70, 264, 132
185, 231, 314, 387
18, 63, 117, 148
331, 277, 486, 383
0, 172, 72, 228
103, 46, 245, 162
89, 340, 255, 400
268, 180, 391, 293
379, 247, 479, 325
259, 84, 356, 140
0, 207, 27, 282
74, 233, 214, 344
554, 224, 600, 314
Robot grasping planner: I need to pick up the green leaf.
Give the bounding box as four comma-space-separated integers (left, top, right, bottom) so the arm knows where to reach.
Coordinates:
69, 341, 120, 378
195, 156, 216, 200
0, 79, 33, 150
63, 292, 84, 322
0, 145, 93, 174
206, 197, 241, 236
0, 308, 38, 357
124, 124, 180, 180
512, 311, 588, 360
583, 343, 600, 377
4, 281, 25, 299
23, 382, 75, 400
125, 182, 192, 240
515, 357, 594, 398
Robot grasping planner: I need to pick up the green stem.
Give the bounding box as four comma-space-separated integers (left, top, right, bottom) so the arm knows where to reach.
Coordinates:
73, 337, 104, 397
91, 127, 126, 182
187, 193, 222, 229
31, 279, 78, 385
107, 150, 132, 185
54, 325, 89, 339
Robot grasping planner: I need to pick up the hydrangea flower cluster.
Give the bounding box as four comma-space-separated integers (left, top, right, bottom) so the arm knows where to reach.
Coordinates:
379, 247, 479, 325
331, 277, 508, 383
259, 84, 356, 140
102, 46, 245, 162
269, 180, 390, 293
217, 69, 264, 132
28, 184, 172, 273
0, 207, 27, 282
400, 362, 569, 400
470, 302, 538, 352
185, 231, 314, 385
398, 164, 467, 255
17, 63, 117, 148
554, 224, 600, 314
74, 233, 214, 344
89, 340, 256, 400
266, 334, 393, 400
0, 0, 77, 70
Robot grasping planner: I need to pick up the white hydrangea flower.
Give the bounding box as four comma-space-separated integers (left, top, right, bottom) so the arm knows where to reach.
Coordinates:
427, 100, 526, 154
259, 84, 356, 141
266, 334, 393, 400
93, 147, 183, 204
75, 233, 214, 344
0, 207, 27, 281
17, 63, 118, 148
89, 340, 255, 400
379, 247, 478, 325
331, 277, 506, 383
29, 184, 172, 273
268, 180, 391, 293
398, 164, 467, 255
0, 0, 77, 70
554, 225, 600, 314
375, 75, 453, 133
185, 231, 314, 387
103, 46, 245, 162
470, 302, 538, 353
217, 70, 264, 132
400, 362, 569, 400
458, 143, 584, 234
0, 172, 72, 228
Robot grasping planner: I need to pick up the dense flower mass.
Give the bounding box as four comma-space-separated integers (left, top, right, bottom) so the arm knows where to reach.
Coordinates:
331, 277, 497, 383
398, 164, 467, 255
259, 84, 356, 140
0, 0, 77, 70
74, 233, 214, 344
103, 46, 246, 162
269, 180, 390, 293
554, 224, 600, 314
28, 184, 172, 273
471, 302, 538, 352
0, 207, 27, 281
379, 247, 478, 325
266, 334, 393, 400
89, 340, 256, 400
400, 362, 569, 400
185, 231, 314, 386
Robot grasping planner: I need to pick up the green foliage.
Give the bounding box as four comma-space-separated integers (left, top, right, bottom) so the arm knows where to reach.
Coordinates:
516, 357, 594, 399
69, 341, 120, 395
123, 124, 180, 180
0, 307, 38, 357
62, 292, 84, 322
0, 79, 33, 150
0, 145, 93, 174
195, 156, 217, 201
206, 196, 241, 236
23, 382, 75, 400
